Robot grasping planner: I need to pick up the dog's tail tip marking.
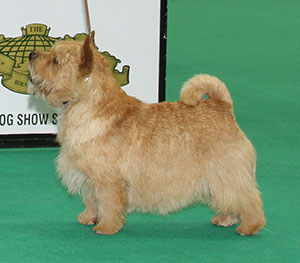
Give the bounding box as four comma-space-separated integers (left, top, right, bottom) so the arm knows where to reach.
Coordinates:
180, 74, 233, 106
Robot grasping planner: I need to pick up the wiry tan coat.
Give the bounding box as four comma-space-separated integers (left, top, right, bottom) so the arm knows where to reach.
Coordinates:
28, 37, 266, 236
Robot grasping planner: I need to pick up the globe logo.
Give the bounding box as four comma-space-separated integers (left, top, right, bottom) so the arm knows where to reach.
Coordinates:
0, 24, 130, 95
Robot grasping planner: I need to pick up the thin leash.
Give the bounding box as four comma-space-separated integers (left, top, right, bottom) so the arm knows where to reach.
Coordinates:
84, 0, 95, 45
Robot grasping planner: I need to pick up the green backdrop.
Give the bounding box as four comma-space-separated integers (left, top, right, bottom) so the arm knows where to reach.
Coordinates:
1, 1, 300, 262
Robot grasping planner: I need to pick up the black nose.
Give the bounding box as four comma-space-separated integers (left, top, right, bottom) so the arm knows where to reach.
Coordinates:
29, 51, 37, 61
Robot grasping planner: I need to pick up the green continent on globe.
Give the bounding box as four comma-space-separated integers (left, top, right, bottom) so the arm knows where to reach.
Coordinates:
0, 24, 130, 95
102, 52, 130, 87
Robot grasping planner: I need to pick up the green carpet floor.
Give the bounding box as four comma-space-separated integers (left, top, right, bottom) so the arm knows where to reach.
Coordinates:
1, 0, 300, 262
1, 148, 298, 263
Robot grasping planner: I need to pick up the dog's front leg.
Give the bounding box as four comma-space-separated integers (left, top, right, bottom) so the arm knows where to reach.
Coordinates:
78, 181, 98, 225
93, 179, 128, 235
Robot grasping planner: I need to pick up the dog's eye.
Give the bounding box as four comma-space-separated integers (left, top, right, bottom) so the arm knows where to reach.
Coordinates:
52, 57, 59, 65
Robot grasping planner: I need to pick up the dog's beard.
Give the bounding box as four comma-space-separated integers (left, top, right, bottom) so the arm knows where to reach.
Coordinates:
28, 63, 49, 95
28, 73, 70, 106
27, 78, 36, 95
28, 73, 54, 99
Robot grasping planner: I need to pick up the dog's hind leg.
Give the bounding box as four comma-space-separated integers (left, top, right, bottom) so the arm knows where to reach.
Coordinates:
207, 154, 265, 235
235, 193, 266, 236
208, 140, 266, 235
93, 178, 128, 235
210, 179, 265, 235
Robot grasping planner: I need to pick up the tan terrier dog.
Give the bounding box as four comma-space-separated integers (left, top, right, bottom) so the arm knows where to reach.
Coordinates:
28, 37, 266, 236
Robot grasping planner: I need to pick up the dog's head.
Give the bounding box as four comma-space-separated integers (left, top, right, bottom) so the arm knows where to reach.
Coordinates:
28, 36, 110, 107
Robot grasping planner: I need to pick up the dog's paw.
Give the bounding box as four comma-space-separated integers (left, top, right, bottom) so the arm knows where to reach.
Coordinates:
211, 214, 238, 227
235, 223, 264, 236
93, 222, 123, 235
78, 211, 97, 225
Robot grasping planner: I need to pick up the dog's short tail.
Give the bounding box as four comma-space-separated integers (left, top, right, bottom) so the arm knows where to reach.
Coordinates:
180, 74, 233, 106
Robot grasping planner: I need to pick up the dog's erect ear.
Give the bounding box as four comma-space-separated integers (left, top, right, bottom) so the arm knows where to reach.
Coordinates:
79, 36, 94, 77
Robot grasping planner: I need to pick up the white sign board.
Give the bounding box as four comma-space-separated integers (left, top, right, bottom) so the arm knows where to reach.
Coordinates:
0, 0, 167, 147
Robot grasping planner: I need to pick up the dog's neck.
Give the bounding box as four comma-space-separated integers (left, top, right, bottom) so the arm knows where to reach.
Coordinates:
89, 71, 131, 113
57, 73, 133, 147
62, 70, 132, 120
